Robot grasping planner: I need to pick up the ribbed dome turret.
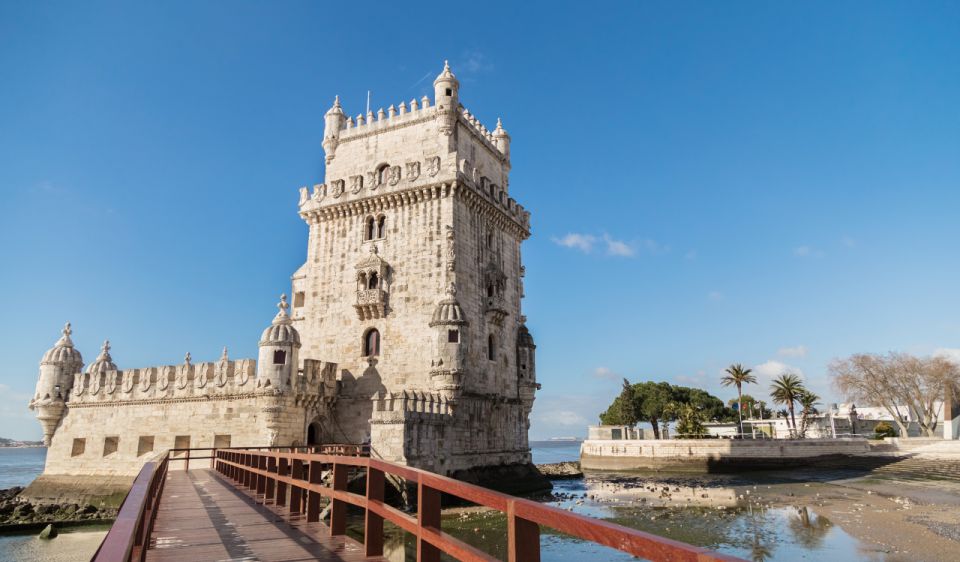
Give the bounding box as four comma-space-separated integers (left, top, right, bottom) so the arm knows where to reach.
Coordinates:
430, 284, 468, 326
518, 324, 535, 348
85, 340, 117, 375
41, 323, 84, 367
433, 60, 458, 88
259, 294, 301, 347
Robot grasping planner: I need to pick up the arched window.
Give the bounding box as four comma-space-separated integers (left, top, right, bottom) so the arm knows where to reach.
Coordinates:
368, 272, 379, 289
487, 284, 495, 297
364, 329, 380, 357
377, 215, 386, 238
365, 217, 376, 241
487, 334, 495, 361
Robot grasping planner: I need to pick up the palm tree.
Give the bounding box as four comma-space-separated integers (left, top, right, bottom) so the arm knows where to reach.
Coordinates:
797, 390, 821, 438
770, 373, 805, 436
721, 363, 756, 437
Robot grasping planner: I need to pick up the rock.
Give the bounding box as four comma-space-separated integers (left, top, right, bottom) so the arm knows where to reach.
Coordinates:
38, 524, 58, 539
536, 462, 583, 479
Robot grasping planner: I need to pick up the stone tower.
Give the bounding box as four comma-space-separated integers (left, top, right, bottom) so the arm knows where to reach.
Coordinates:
294, 62, 541, 487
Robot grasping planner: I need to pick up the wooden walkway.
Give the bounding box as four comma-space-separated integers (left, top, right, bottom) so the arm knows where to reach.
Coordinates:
146, 468, 386, 562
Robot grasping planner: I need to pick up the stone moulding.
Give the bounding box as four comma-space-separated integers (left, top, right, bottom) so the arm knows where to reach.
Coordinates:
299, 180, 530, 240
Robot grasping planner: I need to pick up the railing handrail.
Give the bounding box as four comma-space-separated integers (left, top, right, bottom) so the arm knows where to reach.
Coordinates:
92, 451, 169, 562
215, 448, 746, 562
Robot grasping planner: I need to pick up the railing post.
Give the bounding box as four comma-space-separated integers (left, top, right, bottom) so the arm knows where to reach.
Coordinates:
210, 448, 217, 470
256, 454, 267, 498
184, 449, 190, 472
329, 463, 348, 536
417, 481, 441, 562
507, 500, 540, 562
307, 460, 322, 522
277, 457, 289, 507
365, 466, 385, 557
266, 456, 277, 503
290, 459, 303, 515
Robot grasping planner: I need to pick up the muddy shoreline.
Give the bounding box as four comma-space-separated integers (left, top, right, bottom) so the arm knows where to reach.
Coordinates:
0, 487, 116, 532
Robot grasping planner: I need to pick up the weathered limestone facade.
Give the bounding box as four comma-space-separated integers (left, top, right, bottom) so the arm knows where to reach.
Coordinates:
25, 63, 543, 502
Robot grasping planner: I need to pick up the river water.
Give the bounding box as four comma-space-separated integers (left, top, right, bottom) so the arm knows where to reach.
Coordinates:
1, 442, 890, 561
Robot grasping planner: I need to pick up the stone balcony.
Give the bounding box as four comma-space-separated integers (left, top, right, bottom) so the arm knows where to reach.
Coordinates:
355, 288, 387, 320
484, 294, 509, 325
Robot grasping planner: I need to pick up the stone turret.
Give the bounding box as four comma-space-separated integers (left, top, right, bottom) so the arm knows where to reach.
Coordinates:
517, 321, 538, 402
429, 283, 467, 402
257, 294, 301, 390
322, 96, 346, 164
493, 118, 511, 162
433, 60, 458, 136
31, 323, 84, 444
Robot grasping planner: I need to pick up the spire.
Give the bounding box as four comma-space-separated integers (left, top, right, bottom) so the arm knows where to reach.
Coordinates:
434, 60, 457, 84
221, 346, 229, 361
325, 95, 344, 116
97, 340, 112, 362
56, 322, 74, 347
184, 351, 192, 365
273, 294, 291, 325
494, 117, 508, 136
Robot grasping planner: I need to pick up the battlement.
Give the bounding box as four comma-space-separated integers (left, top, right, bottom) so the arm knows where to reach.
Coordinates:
337, 96, 437, 141
67, 355, 338, 405
371, 390, 454, 422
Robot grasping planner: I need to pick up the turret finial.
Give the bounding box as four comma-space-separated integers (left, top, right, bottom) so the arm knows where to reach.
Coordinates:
447, 282, 457, 296
273, 294, 291, 324
184, 352, 192, 365
63, 322, 72, 337
101, 340, 111, 355
221, 346, 229, 361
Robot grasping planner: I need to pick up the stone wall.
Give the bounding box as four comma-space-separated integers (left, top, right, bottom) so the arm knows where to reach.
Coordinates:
580, 438, 873, 471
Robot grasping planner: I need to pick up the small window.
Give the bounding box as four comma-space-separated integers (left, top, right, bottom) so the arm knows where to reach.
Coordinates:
487, 284, 495, 298
214, 434, 232, 449
294, 292, 305, 308
137, 436, 155, 457
71, 438, 86, 457
103, 436, 119, 457
273, 350, 287, 365
173, 435, 190, 457
368, 272, 379, 289
365, 217, 376, 241
487, 233, 494, 248
377, 165, 389, 186
448, 329, 460, 343
445, 88, 452, 96
364, 328, 381, 357
377, 216, 386, 238
487, 334, 496, 361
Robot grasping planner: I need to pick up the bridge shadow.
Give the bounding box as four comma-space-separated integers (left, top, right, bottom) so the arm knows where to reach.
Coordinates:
146, 469, 385, 562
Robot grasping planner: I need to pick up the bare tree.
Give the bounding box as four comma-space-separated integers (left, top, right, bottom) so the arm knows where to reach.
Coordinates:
830, 353, 960, 437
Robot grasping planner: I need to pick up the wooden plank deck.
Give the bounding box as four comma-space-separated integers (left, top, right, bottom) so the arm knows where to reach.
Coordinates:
146, 468, 386, 562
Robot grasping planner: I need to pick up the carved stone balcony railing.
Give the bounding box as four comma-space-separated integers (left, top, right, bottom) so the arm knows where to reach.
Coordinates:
355, 289, 387, 320
484, 294, 509, 325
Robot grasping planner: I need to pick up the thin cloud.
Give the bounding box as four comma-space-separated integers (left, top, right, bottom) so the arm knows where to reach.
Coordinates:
603, 234, 635, 257
592, 367, 619, 381
707, 290, 724, 302
552, 233, 597, 253
794, 246, 825, 258
751, 360, 805, 383
777, 345, 808, 358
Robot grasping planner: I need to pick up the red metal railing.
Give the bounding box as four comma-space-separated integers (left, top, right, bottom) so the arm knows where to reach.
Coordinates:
215, 448, 747, 562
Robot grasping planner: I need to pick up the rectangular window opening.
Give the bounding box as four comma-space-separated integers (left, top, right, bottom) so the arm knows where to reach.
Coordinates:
448, 329, 460, 343
214, 434, 232, 449
137, 436, 155, 457
294, 292, 305, 308
273, 350, 287, 365
71, 438, 86, 457
103, 436, 119, 457
173, 435, 190, 457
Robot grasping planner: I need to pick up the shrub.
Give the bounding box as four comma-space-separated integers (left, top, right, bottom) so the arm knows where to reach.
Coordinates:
874, 421, 897, 439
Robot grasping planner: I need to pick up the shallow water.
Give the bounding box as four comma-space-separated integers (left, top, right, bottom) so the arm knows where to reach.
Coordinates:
0, 448, 46, 489
0, 526, 109, 562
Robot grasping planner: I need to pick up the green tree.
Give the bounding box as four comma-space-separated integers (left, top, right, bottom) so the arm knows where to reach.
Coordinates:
599, 381, 731, 439
669, 402, 707, 438
729, 394, 772, 420
797, 390, 820, 438
770, 373, 806, 435
721, 364, 757, 437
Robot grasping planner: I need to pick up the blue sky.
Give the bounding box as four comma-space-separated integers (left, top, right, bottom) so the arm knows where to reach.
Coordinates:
1, 2, 958, 440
